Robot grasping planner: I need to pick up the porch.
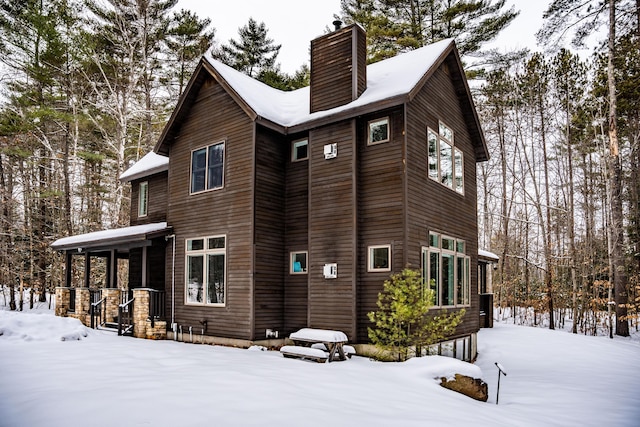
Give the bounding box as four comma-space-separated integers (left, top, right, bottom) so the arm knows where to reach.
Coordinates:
51, 222, 172, 339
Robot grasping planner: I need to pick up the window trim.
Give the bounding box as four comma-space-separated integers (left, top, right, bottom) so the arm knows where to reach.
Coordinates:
427, 122, 464, 194
368, 244, 391, 272
185, 235, 227, 307
138, 181, 148, 218
292, 138, 309, 162
189, 141, 225, 195
422, 232, 470, 308
290, 251, 308, 274
367, 117, 390, 146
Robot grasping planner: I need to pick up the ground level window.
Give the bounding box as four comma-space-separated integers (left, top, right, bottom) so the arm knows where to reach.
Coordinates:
290, 251, 308, 274
186, 236, 226, 305
422, 232, 469, 307
368, 245, 391, 272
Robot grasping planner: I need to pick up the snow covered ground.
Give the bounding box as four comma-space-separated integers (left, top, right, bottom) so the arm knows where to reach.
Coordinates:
0, 306, 638, 427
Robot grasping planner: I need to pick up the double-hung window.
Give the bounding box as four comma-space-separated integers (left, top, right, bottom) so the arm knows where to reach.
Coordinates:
186, 236, 226, 305
422, 232, 470, 307
428, 122, 464, 194
138, 181, 148, 217
191, 142, 225, 193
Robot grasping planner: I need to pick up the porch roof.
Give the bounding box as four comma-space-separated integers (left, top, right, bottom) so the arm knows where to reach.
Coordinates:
51, 222, 171, 253
478, 249, 499, 262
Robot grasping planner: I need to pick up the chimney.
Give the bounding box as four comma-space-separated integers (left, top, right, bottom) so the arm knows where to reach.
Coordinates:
310, 23, 366, 113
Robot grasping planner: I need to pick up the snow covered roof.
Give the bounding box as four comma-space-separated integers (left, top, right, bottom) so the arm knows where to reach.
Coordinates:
120, 152, 169, 182
202, 38, 454, 128
478, 249, 499, 261
51, 222, 171, 252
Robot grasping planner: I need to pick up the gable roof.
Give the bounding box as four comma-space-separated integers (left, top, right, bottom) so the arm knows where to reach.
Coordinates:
155, 38, 488, 161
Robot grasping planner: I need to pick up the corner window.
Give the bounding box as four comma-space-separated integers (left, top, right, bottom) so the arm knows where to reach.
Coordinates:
422, 232, 469, 307
290, 251, 308, 274
138, 181, 148, 217
191, 142, 224, 194
428, 121, 464, 194
368, 245, 391, 272
186, 236, 226, 305
368, 117, 390, 145
292, 139, 308, 161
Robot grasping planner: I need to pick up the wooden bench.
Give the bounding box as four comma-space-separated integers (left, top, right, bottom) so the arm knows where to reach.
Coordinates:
280, 345, 328, 363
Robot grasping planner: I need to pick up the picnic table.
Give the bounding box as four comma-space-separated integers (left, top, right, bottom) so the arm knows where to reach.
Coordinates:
280, 328, 353, 363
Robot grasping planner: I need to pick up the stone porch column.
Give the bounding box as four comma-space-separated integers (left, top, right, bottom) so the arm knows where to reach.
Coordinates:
72, 288, 91, 326
103, 288, 121, 323
132, 289, 166, 340
55, 287, 70, 317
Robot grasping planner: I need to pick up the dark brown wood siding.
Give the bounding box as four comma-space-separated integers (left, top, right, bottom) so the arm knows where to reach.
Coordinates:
166, 76, 255, 340
253, 127, 286, 338
284, 133, 309, 335
356, 107, 406, 342
310, 25, 366, 113
129, 172, 167, 226
308, 120, 357, 340
406, 61, 480, 337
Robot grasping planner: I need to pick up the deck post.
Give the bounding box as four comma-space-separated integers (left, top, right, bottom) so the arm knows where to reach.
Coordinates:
65, 252, 72, 288
84, 252, 91, 288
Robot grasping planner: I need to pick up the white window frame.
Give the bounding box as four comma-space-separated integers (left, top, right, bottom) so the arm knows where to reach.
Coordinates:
185, 235, 227, 307
367, 117, 390, 145
427, 121, 464, 194
292, 138, 308, 162
190, 141, 225, 194
422, 232, 470, 308
368, 244, 391, 272
290, 251, 308, 274
138, 181, 148, 217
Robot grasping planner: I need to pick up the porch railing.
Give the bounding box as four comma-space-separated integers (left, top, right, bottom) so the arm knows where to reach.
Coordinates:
118, 297, 134, 336
148, 290, 166, 328
90, 294, 106, 329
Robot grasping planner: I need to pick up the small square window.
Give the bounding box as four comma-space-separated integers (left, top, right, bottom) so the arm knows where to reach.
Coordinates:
290, 251, 308, 274
368, 245, 391, 272
368, 118, 390, 145
292, 139, 308, 161
442, 237, 455, 251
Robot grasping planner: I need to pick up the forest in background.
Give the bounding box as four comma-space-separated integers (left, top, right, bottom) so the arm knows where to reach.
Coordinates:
0, 0, 637, 337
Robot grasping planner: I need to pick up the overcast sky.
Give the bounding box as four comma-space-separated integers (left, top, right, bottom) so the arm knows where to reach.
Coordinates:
176, 0, 595, 73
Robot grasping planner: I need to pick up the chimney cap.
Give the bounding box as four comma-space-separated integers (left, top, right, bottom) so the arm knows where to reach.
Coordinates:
332, 20, 342, 31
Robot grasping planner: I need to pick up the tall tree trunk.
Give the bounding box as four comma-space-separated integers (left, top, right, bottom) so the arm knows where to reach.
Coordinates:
607, 0, 629, 336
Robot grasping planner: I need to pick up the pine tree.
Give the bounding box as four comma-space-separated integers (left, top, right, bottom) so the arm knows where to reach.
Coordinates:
215, 17, 281, 78
368, 268, 465, 361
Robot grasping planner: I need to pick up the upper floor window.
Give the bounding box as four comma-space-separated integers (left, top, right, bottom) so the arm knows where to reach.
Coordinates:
138, 181, 148, 217
186, 236, 226, 305
191, 142, 224, 194
290, 251, 308, 274
292, 139, 308, 161
428, 122, 464, 194
368, 244, 391, 272
368, 117, 390, 145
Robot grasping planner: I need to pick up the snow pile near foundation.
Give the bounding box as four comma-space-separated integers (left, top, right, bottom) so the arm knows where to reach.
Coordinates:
0, 311, 90, 342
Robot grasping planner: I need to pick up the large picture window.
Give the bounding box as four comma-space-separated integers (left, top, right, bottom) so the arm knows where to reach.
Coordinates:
191, 142, 225, 193
422, 232, 470, 307
186, 236, 226, 305
427, 121, 464, 194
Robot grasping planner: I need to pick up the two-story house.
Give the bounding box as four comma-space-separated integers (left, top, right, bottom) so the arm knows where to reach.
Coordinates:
52, 23, 490, 360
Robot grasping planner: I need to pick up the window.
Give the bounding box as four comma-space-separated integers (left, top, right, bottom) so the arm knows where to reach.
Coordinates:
138, 181, 148, 217
292, 139, 308, 161
368, 245, 391, 272
368, 117, 390, 145
186, 236, 226, 305
191, 142, 224, 194
428, 121, 464, 194
290, 251, 308, 274
422, 232, 470, 307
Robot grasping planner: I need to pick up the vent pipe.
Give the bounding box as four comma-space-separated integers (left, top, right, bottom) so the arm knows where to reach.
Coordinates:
333, 20, 342, 31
